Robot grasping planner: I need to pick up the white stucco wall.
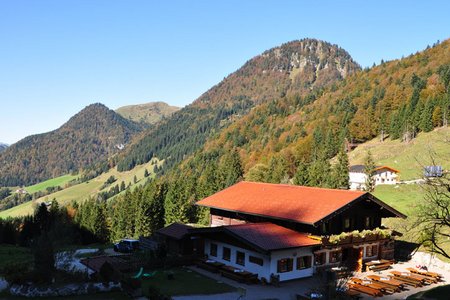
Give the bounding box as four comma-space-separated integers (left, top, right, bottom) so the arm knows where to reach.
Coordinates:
204, 239, 271, 280
204, 239, 316, 281
269, 247, 315, 281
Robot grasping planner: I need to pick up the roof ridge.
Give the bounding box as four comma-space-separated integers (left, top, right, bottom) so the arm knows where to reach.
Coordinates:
241, 181, 366, 194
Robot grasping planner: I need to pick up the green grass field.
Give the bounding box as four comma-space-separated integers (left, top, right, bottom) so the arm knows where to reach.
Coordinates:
373, 184, 427, 216
24, 174, 79, 194
140, 267, 235, 296
0, 245, 33, 274
349, 127, 450, 180
0, 159, 162, 219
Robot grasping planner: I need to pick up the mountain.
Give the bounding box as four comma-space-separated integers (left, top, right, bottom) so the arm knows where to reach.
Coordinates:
116, 101, 180, 126
0, 143, 8, 153
0, 103, 143, 186
176, 39, 450, 183
117, 38, 361, 172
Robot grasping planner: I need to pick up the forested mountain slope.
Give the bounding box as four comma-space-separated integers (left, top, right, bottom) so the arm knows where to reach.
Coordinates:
179, 39, 450, 180
116, 101, 180, 126
0, 103, 143, 186
116, 39, 361, 172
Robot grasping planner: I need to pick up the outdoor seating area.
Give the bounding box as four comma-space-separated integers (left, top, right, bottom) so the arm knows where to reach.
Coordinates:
348, 267, 444, 297
195, 259, 258, 284
364, 259, 395, 272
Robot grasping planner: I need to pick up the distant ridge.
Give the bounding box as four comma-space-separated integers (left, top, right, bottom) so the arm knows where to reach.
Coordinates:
116, 101, 180, 126
0, 143, 8, 153
0, 103, 144, 186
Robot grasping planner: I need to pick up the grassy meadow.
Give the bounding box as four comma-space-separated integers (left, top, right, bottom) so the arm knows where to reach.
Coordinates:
24, 174, 79, 194
0, 159, 162, 219
349, 127, 450, 180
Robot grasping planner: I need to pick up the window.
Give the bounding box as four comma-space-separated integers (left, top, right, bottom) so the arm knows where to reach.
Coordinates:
364, 216, 373, 228
296, 256, 312, 270
210, 243, 217, 257
321, 222, 328, 234
222, 247, 231, 261
236, 251, 245, 266
329, 250, 342, 263
344, 218, 351, 230
277, 258, 293, 273
249, 256, 264, 266
314, 252, 326, 265
366, 244, 378, 257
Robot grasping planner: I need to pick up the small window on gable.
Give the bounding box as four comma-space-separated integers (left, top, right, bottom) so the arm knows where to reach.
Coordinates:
344, 218, 351, 230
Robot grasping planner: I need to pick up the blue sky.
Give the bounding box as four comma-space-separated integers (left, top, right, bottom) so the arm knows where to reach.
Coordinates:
1, 0, 449, 144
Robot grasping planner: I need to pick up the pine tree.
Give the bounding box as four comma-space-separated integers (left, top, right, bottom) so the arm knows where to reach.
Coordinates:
293, 161, 308, 186
420, 99, 434, 132
144, 169, 150, 178
364, 150, 376, 192
120, 181, 126, 192
307, 151, 331, 188
219, 149, 244, 188
330, 148, 349, 189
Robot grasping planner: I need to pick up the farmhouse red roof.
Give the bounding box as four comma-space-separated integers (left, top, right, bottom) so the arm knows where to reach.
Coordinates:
196, 181, 367, 225
224, 222, 321, 251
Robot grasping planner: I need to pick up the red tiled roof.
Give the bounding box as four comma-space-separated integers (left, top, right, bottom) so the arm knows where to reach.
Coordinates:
156, 223, 193, 240
224, 222, 320, 251
196, 181, 367, 225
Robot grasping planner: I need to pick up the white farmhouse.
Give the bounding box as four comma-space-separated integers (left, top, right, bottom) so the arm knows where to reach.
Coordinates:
349, 165, 399, 191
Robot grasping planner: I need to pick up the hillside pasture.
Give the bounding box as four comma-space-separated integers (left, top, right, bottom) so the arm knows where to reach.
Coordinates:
349, 127, 450, 181
0, 159, 162, 219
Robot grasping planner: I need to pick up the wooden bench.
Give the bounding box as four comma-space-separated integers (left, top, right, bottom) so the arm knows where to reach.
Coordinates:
348, 283, 383, 297
365, 259, 395, 272
367, 275, 405, 290
196, 260, 224, 273
351, 278, 392, 294
388, 273, 422, 287
407, 267, 442, 280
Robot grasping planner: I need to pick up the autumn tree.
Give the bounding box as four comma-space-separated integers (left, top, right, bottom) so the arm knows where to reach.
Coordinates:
417, 172, 450, 259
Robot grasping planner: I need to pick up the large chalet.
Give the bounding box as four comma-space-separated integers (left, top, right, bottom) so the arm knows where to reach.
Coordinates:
188, 181, 406, 282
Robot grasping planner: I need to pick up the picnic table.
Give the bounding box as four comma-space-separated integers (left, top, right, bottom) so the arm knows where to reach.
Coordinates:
220, 265, 258, 284
407, 267, 442, 280
351, 278, 397, 294
367, 275, 405, 290
196, 259, 224, 273
348, 283, 383, 297
365, 259, 394, 272
389, 271, 423, 287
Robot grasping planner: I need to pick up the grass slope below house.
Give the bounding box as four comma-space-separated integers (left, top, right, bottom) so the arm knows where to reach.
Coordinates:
141, 267, 235, 296
0, 159, 162, 219
0, 245, 32, 274
0, 291, 129, 300
373, 184, 426, 216
349, 127, 450, 180
408, 284, 450, 299
24, 174, 79, 194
